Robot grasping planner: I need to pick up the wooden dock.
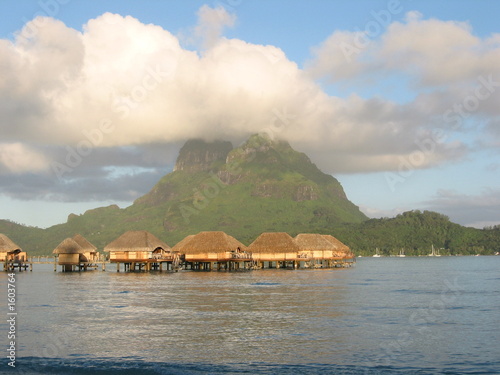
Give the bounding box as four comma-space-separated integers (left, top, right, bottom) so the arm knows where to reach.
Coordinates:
2, 260, 31, 272
24, 256, 107, 272
112, 253, 181, 272
4, 254, 355, 273
184, 255, 255, 271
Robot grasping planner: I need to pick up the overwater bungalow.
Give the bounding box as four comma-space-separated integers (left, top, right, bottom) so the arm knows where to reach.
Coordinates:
172, 231, 251, 271
247, 232, 300, 269
53, 234, 99, 272
294, 233, 354, 267
73, 234, 99, 262
322, 234, 355, 265
104, 230, 176, 272
295, 233, 335, 268
0, 233, 29, 271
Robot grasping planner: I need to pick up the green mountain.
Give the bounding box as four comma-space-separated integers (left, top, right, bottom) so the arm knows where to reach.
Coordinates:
139, 134, 367, 244
2, 135, 498, 256
0, 135, 367, 254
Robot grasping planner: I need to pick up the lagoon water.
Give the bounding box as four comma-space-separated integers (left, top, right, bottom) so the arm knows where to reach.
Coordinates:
1, 257, 499, 374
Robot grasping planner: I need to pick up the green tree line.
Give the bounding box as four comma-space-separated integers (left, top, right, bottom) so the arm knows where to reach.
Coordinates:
333, 210, 500, 256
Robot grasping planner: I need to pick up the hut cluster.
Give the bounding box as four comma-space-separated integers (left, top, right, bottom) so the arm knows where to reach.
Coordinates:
2, 230, 354, 272
56, 230, 354, 272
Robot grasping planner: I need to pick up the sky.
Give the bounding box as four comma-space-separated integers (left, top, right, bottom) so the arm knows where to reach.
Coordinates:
0, 0, 499, 229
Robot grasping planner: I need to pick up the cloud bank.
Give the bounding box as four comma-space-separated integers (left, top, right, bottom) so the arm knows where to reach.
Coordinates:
0, 7, 499, 206
307, 11, 500, 86
424, 188, 500, 228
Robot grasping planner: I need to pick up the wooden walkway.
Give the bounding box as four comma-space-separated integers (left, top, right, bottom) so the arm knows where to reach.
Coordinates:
2, 260, 31, 272
112, 258, 180, 272
4, 256, 355, 272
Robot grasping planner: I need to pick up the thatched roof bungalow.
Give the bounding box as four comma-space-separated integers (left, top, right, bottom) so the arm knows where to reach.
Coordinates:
53, 238, 84, 265
0, 233, 26, 262
247, 232, 299, 262
53, 234, 98, 265
104, 230, 171, 262
294, 233, 335, 260
172, 231, 248, 262
322, 234, 354, 259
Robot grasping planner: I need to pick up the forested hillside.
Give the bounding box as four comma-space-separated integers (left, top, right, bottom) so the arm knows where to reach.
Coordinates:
334, 210, 500, 256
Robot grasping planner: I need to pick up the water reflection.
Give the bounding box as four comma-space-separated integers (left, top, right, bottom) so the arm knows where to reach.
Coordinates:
4, 258, 499, 373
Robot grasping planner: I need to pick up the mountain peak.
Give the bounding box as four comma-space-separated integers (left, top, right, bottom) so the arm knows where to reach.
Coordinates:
243, 133, 292, 151
173, 139, 233, 173
126, 134, 367, 243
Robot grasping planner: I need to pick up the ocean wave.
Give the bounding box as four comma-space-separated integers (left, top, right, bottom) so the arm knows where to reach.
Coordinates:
12, 357, 492, 375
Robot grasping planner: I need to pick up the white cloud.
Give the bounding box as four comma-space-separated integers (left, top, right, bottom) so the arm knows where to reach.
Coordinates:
193, 5, 236, 50
307, 11, 500, 87
306, 10, 500, 137
306, 30, 367, 81
304, 11, 500, 171
0, 7, 496, 186
358, 205, 410, 220
424, 188, 500, 228
378, 13, 482, 86
0, 143, 50, 174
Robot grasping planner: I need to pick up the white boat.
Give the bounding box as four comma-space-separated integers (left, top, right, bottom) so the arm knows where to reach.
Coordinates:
398, 248, 406, 257
372, 248, 381, 257
429, 244, 441, 257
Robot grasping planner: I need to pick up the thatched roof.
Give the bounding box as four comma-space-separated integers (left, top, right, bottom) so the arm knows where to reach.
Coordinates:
247, 232, 299, 253
321, 235, 350, 252
171, 235, 195, 252
295, 233, 335, 251
0, 233, 22, 253
53, 238, 84, 254
172, 231, 245, 254
72, 234, 97, 252
103, 230, 170, 252
321, 235, 354, 258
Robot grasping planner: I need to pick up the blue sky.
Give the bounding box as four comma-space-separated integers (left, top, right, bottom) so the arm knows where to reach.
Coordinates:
0, 0, 499, 228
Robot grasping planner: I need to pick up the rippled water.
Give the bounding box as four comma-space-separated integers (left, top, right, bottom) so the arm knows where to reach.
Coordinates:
1, 257, 499, 374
